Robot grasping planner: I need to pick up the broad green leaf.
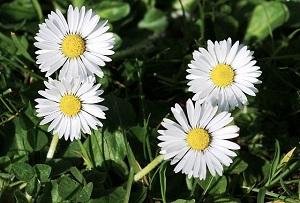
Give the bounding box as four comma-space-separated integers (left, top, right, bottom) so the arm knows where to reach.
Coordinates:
0, 172, 13, 191
130, 125, 147, 143
89, 186, 126, 203
198, 176, 227, 195
26, 177, 39, 195
83, 130, 127, 170
51, 180, 63, 203
0, 156, 11, 172
63, 141, 81, 158
34, 164, 51, 183
27, 129, 49, 151
227, 157, 248, 174
172, 0, 196, 11
94, 1, 130, 22
14, 190, 28, 203
70, 167, 85, 184
138, 8, 168, 33
245, 1, 289, 41
58, 176, 81, 200
10, 116, 34, 155
76, 182, 93, 202
12, 162, 35, 182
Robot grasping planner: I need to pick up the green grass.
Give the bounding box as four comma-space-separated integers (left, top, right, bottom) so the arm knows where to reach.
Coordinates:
1, 0, 300, 202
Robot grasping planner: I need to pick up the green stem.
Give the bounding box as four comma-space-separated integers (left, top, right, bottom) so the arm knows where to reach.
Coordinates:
123, 167, 134, 203
242, 186, 300, 203
134, 155, 164, 182
46, 133, 59, 160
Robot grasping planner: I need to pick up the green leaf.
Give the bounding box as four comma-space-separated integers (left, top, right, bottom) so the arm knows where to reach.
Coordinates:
267, 140, 281, 185
76, 182, 93, 202
0, 33, 16, 55
26, 177, 39, 195
83, 130, 127, 170
70, 167, 85, 184
11, 33, 34, 62
0, 0, 36, 21
172, 0, 197, 12
227, 157, 248, 174
94, 1, 130, 22
12, 162, 35, 182
0, 172, 13, 191
212, 197, 241, 203
11, 117, 34, 155
27, 129, 49, 151
51, 180, 63, 203
257, 187, 266, 203
130, 124, 147, 143
14, 190, 28, 203
0, 156, 11, 172
138, 8, 168, 33
63, 141, 81, 158
89, 186, 126, 203
58, 176, 81, 200
34, 164, 51, 183
171, 200, 195, 203
245, 1, 289, 41
198, 176, 227, 195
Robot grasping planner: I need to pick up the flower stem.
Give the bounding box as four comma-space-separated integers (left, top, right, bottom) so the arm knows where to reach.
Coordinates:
123, 167, 134, 203
242, 186, 300, 203
134, 155, 164, 182
46, 133, 59, 160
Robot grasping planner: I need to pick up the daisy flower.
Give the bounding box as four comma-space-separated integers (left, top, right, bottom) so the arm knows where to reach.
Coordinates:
158, 99, 240, 179
34, 5, 114, 80
35, 77, 107, 141
186, 38, 262, 110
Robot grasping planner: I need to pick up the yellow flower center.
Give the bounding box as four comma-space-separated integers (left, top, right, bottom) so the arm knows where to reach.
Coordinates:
210, 64, 235, 87
187, 128, 210, 151
59, 95, 81, 117
61, 34, 85, 58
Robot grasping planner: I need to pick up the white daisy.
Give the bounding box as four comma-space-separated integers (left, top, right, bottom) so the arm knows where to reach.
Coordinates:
158, 99, 240, 179
35, 77, 108, 141
34, 5, 114, 80
186, 38, 262, 111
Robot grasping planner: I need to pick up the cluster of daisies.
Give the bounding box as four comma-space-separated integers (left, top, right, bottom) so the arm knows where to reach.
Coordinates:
35, 5, 114, 141
157, 38, 261, 179
34, 6, 261, 180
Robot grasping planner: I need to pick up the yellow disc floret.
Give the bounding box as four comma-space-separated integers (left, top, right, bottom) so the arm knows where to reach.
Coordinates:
187, 128, 210, 151
210, 64, 235, 87
62, 34, 85, 58
59, 95, 81, 117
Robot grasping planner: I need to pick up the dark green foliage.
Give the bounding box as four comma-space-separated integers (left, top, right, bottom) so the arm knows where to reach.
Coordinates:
0, 0, 300, 202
